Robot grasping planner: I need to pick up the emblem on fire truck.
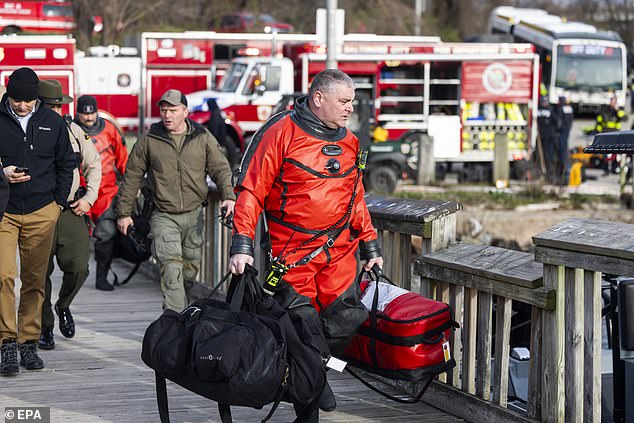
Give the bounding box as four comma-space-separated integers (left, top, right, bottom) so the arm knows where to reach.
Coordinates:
482, 63, 512, 95
257, 105, 272, 121
0, 48, 4, 63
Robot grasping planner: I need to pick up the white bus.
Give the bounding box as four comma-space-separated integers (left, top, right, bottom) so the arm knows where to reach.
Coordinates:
489, 6, 627, 113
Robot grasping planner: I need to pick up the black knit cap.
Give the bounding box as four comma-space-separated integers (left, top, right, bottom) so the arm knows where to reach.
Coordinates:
7, 67, 39, 101
77, 95, 98, 114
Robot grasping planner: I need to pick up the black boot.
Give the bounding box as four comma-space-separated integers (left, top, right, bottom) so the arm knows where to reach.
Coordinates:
95, 261, 114, 291
293, 404, 320, 423
318, 382, 336, 412
0, 339, 19, 376
18, 341, 44, 370
55, 302, 75, 338
38, 327, 55, 350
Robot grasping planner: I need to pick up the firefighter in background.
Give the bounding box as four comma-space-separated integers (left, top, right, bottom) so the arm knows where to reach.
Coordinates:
75, 95, 128, 291
594, 95, 626, 133
554, 95, 574, 185
594, 94, 626, 174
536, 95, 560, 183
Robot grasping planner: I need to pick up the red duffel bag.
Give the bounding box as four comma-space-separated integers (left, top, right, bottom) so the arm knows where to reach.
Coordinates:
343, 267, 457, 386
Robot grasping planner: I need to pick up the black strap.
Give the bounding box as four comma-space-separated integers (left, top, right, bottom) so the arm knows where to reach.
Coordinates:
111, 262, 143, 286
272, 164, 362, 268
218, 404, 232, 423
155, 372, 171, 423
346, 366, 432, 404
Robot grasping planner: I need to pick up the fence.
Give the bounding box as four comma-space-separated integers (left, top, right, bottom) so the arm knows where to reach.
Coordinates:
199, 193, 634, 423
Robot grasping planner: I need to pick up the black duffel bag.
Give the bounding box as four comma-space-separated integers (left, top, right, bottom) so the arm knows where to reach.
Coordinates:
141, 265, 328, 423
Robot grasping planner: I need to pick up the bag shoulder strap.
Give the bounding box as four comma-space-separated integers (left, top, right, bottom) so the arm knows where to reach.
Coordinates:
218, 404, 233, 423
111, 262, 143, 286
155, 372, 171, 423
346, 366, 432, 404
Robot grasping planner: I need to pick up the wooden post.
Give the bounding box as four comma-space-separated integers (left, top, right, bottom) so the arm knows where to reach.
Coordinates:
584, 270, 602, 423
416, 133, 435, 185
493, 133, 509, 188
564, 268, 584, 423
534, 218, 634, 423
541, 264, 565, 423
493, 296, 512, 407
476, 291, 493, 401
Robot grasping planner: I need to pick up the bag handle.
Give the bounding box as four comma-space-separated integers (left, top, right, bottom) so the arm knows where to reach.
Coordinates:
346, 366, 433, 404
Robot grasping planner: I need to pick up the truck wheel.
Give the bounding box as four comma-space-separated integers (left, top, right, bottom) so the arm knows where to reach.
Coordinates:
2, 26, 20, 34
366, 166, 398, 194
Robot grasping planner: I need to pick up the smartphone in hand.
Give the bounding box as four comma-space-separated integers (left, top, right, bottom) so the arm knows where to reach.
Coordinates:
14, 167, 29, 174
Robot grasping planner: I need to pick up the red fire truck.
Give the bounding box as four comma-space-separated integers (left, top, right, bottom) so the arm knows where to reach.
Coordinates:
0, 34, 75, 113
0, 1, 102, 35
185, 41, 539, 188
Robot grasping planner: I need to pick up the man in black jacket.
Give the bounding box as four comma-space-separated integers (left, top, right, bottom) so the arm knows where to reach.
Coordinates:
0, 162, 8, 220
0, 68, 74, 376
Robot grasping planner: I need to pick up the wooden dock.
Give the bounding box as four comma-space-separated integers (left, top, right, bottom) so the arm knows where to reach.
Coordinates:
0, 259, 463, 423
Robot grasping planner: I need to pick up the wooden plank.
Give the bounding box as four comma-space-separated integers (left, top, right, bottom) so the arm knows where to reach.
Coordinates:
384, 230, 395, 279
564, 268, 584, 423
528, 307, 543, 420
365, 194, 461, 226
393, 232, 402, 286
424, 213, 458, 250
424, 382, 541, 423
542, 264, 565, 423
534, 245, 634, 276
476, 291, 493, 401
449, 284, 464, 389
423, 243, 543, 288
584, 270, 602, 423
438, 281, 451, 384
462, 287, 478, 395
417, 261, 554, 310
399, 233, 412, 290
532, 218, 634, 261
492, 296, 512, 407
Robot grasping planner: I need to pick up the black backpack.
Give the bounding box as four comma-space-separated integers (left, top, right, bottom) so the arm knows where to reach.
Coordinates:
112, 185, 153, 285
141, 265, 329, 423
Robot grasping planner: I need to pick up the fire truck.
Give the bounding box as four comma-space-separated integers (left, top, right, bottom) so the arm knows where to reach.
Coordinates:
0, 34, 75, 114
0, 1, 102, 35
185, 41, 539, 189
74, 31, 442, 135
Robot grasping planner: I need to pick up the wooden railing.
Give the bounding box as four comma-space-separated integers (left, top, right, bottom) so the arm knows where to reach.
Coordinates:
199, 193, 634, 423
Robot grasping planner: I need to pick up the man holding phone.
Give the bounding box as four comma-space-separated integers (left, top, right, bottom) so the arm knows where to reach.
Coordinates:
0, 68, 75, 376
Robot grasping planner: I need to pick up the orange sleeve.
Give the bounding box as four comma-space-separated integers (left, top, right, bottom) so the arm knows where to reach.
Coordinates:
110, 124, 128, 175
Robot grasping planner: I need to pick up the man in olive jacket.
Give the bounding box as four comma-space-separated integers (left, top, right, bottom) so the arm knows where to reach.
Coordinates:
116, 89, 235, 311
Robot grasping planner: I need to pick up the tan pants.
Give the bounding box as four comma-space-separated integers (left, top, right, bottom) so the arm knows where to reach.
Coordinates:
0, 202, 60, 343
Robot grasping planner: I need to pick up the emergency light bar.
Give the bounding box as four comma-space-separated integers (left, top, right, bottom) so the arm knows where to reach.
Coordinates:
584, 130, 634, 154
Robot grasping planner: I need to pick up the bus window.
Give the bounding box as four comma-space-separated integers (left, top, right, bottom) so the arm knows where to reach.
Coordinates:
555, 45, 623, 91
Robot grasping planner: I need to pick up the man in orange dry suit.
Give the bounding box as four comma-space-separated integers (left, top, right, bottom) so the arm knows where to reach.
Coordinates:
229, 69, 383, 421
75, 95, 128, 291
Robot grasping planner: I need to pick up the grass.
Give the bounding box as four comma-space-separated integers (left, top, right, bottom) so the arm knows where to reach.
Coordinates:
395, 187, 619, 210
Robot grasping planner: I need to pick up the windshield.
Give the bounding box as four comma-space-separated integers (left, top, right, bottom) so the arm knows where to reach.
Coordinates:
43, 5, 73, 18
554, 44, 624, 92
218, 62, 248, 93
